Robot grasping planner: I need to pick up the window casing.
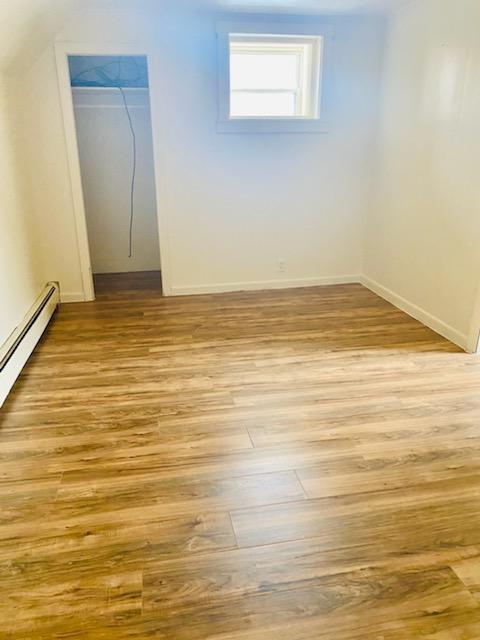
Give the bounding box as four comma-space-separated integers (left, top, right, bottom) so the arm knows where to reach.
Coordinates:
217, 21, 333, 133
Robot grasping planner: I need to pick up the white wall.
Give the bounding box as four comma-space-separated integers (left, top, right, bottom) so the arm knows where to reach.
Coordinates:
18, 45, 85, 301
364, 0, 480, 348
73, 87, 161, 274
155, 12, 384, 294
0, 72, 44, 347
17, 6, 385, 298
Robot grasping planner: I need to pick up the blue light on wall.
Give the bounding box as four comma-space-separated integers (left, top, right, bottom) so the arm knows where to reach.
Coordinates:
68, 55, 149, 88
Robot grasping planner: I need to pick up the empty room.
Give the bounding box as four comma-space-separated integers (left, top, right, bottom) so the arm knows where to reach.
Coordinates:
1, 0, 480, 637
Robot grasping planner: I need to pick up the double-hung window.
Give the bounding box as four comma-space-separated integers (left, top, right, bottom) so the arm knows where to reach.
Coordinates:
217, 22, 332, 133
230, 35, 321, 119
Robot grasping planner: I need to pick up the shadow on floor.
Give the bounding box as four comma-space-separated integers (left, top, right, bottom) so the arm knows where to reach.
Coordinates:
93, 271, 162, 295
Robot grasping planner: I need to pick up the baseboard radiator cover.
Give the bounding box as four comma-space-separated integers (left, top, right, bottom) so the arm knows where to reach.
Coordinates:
0, 282, 60, 407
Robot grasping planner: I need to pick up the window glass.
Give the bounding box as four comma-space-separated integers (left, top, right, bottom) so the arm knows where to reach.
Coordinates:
230, 52, 300, 91
231, 91, 297, 117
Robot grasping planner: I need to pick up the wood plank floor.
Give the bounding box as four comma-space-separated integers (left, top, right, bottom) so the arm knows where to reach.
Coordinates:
93, 271, 162, 295
2, 281, 480, 639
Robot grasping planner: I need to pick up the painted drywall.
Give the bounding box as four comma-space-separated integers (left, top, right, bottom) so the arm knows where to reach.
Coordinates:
17, 45, 86, 301
154, 12, 384, 294
73, 88, 161, 274
17, 6, 385, 298
0, 0, 81, 70
0, 72, 44, 348
364, 0, 480, 347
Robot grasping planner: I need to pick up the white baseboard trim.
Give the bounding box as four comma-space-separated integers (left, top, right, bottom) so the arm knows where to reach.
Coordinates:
60, 293, 86, 303
360, 274, 468, 351
1, 283, 60, 406
171, 275, 361, 296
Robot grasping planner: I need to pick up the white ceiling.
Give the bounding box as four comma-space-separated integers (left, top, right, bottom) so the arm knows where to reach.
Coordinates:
201, 0, 407, 13
100, 0, 408, 14
0, 0, 407, 70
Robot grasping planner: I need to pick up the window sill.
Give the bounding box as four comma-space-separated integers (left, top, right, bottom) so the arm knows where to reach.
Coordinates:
217, 117, 331, 134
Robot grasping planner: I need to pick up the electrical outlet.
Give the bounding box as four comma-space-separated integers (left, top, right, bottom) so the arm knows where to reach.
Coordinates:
277, 260, 286, 274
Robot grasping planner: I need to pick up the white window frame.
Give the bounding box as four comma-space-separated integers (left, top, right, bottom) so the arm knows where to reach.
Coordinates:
217, 20, 334, 134
229, 36, 321, 119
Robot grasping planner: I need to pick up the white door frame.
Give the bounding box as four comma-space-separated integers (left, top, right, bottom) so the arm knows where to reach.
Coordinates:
55, 41, 173, 299
467, 287, 480, 353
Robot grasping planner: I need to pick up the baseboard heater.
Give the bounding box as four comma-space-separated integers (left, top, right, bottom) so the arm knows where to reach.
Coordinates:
0, 282, 60, 407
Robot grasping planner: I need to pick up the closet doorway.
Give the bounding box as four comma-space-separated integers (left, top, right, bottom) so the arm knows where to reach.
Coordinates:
56, 45, 169, 300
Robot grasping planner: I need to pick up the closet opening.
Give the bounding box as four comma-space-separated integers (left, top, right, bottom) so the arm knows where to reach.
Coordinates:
67, 54, 163, 296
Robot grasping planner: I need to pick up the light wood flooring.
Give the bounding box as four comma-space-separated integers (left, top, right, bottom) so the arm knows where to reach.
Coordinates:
2, 278, 480, 639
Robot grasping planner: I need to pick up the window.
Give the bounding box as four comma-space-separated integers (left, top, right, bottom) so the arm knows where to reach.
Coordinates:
229, 35, 322, 119
217, 22, 332, 133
